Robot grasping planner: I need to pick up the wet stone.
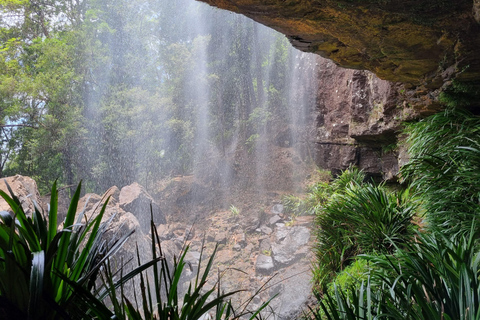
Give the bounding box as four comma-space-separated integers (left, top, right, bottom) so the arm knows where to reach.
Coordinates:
260, 225, 273, 235
259, 238, 271, 252
272, 226, 310, 266
269, 214, 282, 225
255, 254, 275, 275
275, 224, 289, 241
272, 204, 284, 214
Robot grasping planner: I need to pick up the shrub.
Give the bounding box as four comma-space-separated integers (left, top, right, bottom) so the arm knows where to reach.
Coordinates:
0, 181, 122, 319
0, 181, 274, 319
314, 169, 417, 290
402, 108, 480, 237
104, 219, 274, 320
312, 229, 480, 320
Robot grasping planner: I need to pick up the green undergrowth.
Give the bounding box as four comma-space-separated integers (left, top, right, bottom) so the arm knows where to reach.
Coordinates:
309, 107, 480, 319
312, 167, 417, 291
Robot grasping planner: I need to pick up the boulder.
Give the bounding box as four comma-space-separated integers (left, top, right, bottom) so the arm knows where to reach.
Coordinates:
272, 226, 310, 266
271, 204, 284, 214
0, 175, 44, 216
255, 254, 275, 275
268, 214, 282, 225
119, 182, 166, 233
267, 266, 313, 320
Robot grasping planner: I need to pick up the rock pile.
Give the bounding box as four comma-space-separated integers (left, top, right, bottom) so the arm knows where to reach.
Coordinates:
0, 176, 315, 319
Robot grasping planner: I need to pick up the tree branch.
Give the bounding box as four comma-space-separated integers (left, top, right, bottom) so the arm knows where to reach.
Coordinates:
0, 124, 38, 128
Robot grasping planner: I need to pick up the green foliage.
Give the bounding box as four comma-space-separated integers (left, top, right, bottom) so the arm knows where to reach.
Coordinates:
282, 181, 332, 217
0, 0, 305, 194
329, 167, 365, 193
281, 194, 304, 215
281, 169, 334, 217
0, 181, 274, 318
401, 108, 480, 237
326, 259, 370, 303
311, 230, 480, 320
229, 204, 240, 216
439, 80, 480, 108
312, 109, 480, 319
106, 227, 274, 320
314, 168, 417, 290
0, 181, 124, 318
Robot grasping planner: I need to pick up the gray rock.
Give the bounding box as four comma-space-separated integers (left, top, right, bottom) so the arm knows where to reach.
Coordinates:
275, 224, 289, 241
255, 254, 275, 275
119, 182, 166, 233
272, 204, 284, 214
0, 175, 44, 217
268, 266, 312, 320
185, 250, 201, 267
260, 225, 273, 235
269, 214, 282, 225
259, 239, 271, 252
272, 226, 310, 266
214, 231, 228, 244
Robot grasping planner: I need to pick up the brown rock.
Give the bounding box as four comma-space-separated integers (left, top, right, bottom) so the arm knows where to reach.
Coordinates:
0, 175, 43, 216
119, 182, 166, 233
199, 0, 480, 86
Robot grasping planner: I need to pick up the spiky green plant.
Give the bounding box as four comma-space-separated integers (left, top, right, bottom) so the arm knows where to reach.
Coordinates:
402, 108, 480, 237
329, 166, 365, 193
0, 180, 275, 319
311, 228, 480, 320
104, 213, 274, 320
314, 171, 416, 290
0, 181, 129, 319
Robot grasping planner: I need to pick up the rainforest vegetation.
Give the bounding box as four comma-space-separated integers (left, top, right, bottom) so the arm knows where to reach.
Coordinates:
298, 108, 480, 319
0, 0, 301, 194
1, 0, 480, 319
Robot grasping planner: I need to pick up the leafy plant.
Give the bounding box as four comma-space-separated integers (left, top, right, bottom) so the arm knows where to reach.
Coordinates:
229, 204, 240, 217
105, 215, 274, 320
314, 169, 416, 290
0, 180, 275, 319
311, 229, 480, 320
0, 181, 129, 319
401, 108, 480, 237
282, 171, 333, 217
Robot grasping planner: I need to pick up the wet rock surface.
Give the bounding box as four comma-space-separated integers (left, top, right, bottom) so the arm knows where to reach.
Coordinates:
311, 57, 409, 180
0, 176, 316, 318
119, 182, 166, 232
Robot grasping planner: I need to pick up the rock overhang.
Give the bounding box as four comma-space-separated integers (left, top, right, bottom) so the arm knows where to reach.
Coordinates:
197, 0, 480, 87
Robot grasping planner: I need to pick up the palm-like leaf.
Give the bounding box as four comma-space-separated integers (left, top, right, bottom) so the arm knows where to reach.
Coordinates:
401, 108, 480, 236
0, 180, 131, 318
315, 180, 416, 290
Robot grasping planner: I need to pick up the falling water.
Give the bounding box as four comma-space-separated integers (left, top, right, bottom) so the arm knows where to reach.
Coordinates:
79, 0, 319, 316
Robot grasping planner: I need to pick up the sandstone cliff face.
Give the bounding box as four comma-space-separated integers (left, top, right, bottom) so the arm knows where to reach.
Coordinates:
310, 56, 410, 179
198, 0, 480, 88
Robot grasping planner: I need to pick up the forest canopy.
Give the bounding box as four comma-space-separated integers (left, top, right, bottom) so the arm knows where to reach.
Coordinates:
0, 0, 310, 193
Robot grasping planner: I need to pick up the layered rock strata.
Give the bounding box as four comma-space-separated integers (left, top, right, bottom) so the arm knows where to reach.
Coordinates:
198, 0, 480, 87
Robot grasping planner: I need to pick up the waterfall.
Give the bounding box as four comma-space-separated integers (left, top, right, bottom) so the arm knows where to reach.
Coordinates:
61, 0, 320, 316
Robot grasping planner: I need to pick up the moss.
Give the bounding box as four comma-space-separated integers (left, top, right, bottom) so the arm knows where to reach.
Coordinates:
439, 80, 480, 108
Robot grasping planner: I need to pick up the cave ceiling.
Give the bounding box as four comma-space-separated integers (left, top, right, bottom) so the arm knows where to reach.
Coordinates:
197, 0, 480, 87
